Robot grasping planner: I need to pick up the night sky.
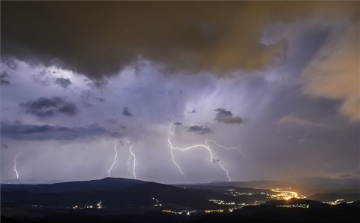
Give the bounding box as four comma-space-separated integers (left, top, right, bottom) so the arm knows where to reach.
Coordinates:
1, 1, 359, 184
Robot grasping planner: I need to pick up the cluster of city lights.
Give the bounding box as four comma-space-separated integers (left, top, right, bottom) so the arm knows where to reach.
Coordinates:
71, 201, 102, 210
162, 210, 196, 215
276, 204, 309, 208
323, 199, 348, 205
209, 199, 235, 205
269, 188, 306, 200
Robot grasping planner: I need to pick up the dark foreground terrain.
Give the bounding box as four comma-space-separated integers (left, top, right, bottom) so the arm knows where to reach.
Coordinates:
2, 203, 360, 223
2, 177, 359, 223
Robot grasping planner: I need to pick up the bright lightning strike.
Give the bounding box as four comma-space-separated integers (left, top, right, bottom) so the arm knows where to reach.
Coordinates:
218, 161, 231, 181
13, 152, 22, 179
107, 140, 118, 176
168, 124, 187, 180
206, 140, 246, 157
168, 137, 187, 181
126, 140, 137, 179
168, 124, 244, 182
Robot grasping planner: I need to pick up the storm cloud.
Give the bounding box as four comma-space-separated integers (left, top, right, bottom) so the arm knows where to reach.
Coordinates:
1, 122, 120, 141
1, 72, 10, 85
0, 1, 358, 184
20, 97, 77, 118
188, 125, 212, 135
3, 1, 357, 79
214, 108, 244, 124
300, 24, 359, 122
54, 77, 72, 89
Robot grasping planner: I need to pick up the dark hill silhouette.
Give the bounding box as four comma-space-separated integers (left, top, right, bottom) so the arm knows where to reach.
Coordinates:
308, 193, 360, 202
2, 180, 269, 209
203, 179, 360, 195
177, 185, 276, 195
1, 177, 144, 193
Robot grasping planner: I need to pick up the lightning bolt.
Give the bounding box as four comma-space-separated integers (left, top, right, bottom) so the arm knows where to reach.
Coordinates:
206, 140, 246, 157
13, 152, 22, 179
168, 124, 187, 180
218, 161, 230, 181
168, 124, 244, 182
126, 140, 137, 179
107, 139, 118, 176
168, 137, 187, 181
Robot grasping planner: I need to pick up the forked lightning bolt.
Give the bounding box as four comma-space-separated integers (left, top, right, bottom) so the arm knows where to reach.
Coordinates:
108, 140, 118, 176
168, 124, 244, 182
206, 140, 245, 157
168, 137, 187, 181
13, 152, 22, 179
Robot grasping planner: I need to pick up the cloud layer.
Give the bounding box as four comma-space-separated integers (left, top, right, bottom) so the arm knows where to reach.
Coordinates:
214, 108, 244, 124
54, 77, 72, 89
1, 122, 119, 141
301, 24, 359, 122
277, 113, 331, 128
1, 72, 10, 85
188, 125, 212, 135
20, 97, 77, 118
3, 1, 357, 79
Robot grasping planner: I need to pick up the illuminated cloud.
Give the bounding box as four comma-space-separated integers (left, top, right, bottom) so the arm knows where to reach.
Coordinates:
277, 113, 331, 128
0, 1, 358, 183
300, 24, 359, 122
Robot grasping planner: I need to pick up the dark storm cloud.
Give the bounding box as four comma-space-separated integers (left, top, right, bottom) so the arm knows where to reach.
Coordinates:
188, 125, 212, 135
54, 77, 72, 89
4, 2, 356, 78
122, 107, 133, 117
20, 97, 77, 118
174, 122, 182, 126
80, 90, 105, 103
2, 143, 9, 149
214, 108, 244, 124
85, 78, 108, 89
1, 122, 120, 141
1, 72, 10, 85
